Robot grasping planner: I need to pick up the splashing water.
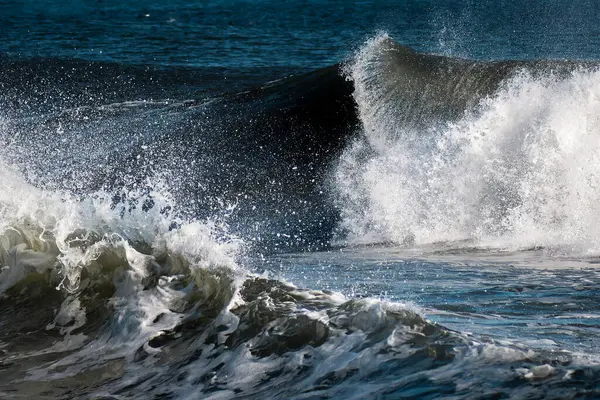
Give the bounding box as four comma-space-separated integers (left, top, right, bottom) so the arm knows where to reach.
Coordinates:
337, 33, 600, 255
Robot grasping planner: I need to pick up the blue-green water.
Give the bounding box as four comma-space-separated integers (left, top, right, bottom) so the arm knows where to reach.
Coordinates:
4, 0, 600, 68
0, 1, 600, 399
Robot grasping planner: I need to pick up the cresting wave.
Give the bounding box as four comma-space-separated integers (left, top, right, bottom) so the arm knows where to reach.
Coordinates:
0, 160, 245, 396
2, 34, 600, 399
337, 33, 600, 255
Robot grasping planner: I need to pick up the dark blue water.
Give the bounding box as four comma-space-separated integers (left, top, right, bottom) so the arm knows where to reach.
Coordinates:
4, 0, 600, 70
1, 1, 600, 399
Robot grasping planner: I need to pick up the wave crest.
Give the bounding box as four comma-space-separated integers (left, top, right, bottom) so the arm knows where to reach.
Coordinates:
337, 34, 600, 254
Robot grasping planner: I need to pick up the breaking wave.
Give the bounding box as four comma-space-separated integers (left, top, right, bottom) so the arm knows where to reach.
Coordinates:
337, 33, 600, 255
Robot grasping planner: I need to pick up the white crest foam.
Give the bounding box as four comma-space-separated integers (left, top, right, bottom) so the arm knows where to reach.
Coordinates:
337, 34, 600, 255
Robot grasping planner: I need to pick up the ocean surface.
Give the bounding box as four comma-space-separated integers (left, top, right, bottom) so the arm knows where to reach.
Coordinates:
1, 1, 600, 399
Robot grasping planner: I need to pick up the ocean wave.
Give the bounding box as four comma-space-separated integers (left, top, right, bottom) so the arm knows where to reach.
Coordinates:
337, 33, 600, 256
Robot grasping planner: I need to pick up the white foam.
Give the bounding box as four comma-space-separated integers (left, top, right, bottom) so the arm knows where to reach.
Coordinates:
0, 156, 240, 290
338, 34, 600, 256
0, 152, 244, 381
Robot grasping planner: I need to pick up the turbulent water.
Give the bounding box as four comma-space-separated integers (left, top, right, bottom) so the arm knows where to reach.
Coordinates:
1, 1, 600, 399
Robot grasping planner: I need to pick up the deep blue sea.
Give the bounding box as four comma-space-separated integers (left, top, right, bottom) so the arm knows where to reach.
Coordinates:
1, 1, 600, 399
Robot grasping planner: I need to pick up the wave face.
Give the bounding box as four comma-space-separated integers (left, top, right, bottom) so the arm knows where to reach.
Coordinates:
0, 57, 357, 253
336, 34, 600, 254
